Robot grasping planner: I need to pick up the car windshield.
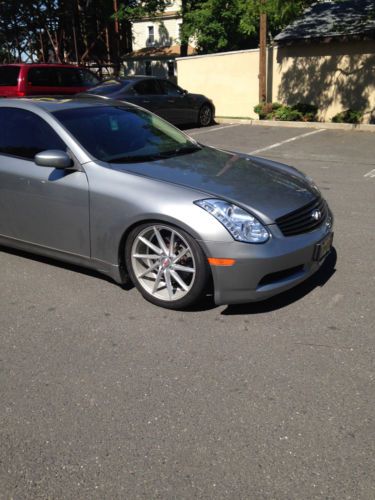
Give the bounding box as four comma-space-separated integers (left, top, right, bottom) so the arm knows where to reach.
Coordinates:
53, 105, 200, 163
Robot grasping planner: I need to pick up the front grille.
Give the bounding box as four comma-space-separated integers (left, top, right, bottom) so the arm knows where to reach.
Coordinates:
276, 196, 328, 236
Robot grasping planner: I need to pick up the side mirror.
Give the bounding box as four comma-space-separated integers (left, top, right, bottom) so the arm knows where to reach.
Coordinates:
34, 150, 73, 169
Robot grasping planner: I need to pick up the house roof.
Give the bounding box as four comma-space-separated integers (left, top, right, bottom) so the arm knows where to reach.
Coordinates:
124, 44, 197, 60
274, 0, 375, 44
134, 10, 180, 22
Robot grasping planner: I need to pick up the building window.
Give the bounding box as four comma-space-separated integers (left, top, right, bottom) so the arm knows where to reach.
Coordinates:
147, 26, 155, 46
145, 61, 152, 76
167, 61, 175, 78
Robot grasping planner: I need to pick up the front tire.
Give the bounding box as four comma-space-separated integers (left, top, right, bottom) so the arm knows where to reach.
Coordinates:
125, 223, 209, 309
198, 103, 213, 127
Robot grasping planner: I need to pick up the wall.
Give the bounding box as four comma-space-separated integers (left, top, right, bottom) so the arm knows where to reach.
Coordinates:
176, 40, 375, 122
272, 40, 375, 122
132, 17, 182, 51
177, 49, 261, 119
132, 0, 182, 51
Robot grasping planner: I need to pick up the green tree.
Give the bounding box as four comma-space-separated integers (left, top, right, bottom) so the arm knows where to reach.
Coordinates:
180, 0, 322, 54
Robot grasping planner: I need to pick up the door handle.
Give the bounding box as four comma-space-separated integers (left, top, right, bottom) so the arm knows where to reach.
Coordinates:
167, 99, 175, 103
142, 100, 151, 104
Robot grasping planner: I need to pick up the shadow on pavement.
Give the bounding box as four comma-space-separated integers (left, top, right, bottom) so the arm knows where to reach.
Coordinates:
221, 248, 337, 316
0, 244, 336, 314
0, 244, 115, 285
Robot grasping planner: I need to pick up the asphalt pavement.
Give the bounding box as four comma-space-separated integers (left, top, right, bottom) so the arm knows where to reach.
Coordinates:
1, 124, 374, 499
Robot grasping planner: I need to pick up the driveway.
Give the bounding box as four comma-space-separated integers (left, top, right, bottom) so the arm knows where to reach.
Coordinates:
1, 124, 374, 499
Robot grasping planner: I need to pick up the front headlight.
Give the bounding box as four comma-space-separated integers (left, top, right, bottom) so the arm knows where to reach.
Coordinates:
195, 199, 269, 243
305, 175, 321, 195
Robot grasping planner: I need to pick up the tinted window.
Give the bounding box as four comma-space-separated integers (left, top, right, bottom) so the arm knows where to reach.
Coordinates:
86, 81, 125, 95
0, 108, 66, 160
133, 80, 162, 95
159, 80, 183, 96
27, 67, 99, 88
58, 67, 81, 86
28, 67, 59, 86
80, 69, 100, 86
0, 66, 20, 86
53, 105, 198, 162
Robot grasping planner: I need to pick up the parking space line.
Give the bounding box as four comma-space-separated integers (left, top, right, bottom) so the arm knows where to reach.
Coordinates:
189, 124, 243, 136
364, 168, 375, 178
248, 128, 326, 155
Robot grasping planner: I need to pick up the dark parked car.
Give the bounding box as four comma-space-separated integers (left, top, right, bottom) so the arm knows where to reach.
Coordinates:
80, 76, 215, 127
0, 98, 333, 310
0, 63, 100, 97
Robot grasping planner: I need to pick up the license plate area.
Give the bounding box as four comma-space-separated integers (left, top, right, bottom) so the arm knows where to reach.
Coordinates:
313, 232, 333, 261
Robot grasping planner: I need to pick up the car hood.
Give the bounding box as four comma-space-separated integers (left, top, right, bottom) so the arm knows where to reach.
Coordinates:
110, 147, 318, 223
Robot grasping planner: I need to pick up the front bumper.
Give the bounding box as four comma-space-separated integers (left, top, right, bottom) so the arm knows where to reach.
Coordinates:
198, 220, 333, 306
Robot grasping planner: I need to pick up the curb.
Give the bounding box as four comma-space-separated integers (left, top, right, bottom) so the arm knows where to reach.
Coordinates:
215, 117, 375, 132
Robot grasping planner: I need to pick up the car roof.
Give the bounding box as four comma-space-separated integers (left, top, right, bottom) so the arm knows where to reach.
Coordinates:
101, 76, 167, 84
0, 63, 81, 68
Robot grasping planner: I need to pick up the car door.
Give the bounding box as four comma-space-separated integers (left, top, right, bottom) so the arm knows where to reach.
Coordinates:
158, 80, 197, 125
0, 107, 90, 256
127, 79, 167, 118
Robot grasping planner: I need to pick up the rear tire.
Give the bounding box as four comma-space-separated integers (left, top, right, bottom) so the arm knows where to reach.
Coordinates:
125, 223, 209, 310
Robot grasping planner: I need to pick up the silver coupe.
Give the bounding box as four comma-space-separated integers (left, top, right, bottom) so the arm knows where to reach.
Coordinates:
0, 98, 333, 309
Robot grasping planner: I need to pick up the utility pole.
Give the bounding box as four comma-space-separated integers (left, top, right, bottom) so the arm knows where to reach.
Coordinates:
113, 0, 120, 74
259, 0, 267, 102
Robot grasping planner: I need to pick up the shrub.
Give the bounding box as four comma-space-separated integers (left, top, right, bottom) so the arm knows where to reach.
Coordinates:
254, 102, 318, 122
273, 106, 303, 121
332, 109, 363, 124
292, 103, 318, 122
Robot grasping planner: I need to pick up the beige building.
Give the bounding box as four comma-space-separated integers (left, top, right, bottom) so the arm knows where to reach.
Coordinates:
132, 1, 183, 51
123, 0, 195, 80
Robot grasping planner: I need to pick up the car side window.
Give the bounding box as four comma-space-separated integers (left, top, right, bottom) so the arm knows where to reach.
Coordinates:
0, 108, 66, 160
133, 80, 162, 95
28, 67, 59, 86
58, 68, 81, 86
159, 80, 184, 96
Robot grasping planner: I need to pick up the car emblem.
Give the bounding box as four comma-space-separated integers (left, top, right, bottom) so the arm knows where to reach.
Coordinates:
311, 209, 321, 221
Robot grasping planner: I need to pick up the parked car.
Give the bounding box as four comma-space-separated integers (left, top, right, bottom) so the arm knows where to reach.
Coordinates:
0, 63, 100, 97
80, 76, 215, 127
0, 98, 333, 309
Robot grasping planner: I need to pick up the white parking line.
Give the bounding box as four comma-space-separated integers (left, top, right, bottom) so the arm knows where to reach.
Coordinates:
189, 124, 242, 136
248, 128, 326, 155
364, 168, 375, 178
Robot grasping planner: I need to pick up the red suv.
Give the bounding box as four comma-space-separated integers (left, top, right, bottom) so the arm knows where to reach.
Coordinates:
0, 63, 100, 97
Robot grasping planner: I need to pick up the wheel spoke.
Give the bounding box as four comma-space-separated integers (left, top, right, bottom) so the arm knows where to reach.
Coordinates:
152, 267, 164, 294
170, 269, 188, 291
173, 264, 195, 273
173, 246, 189, 264
169, 230, 175, 257
164, 269, 174, 299
139, 236, 163, 255
133, 253, 160, 260
137, 261, 160, 279
153, 226, 169, 255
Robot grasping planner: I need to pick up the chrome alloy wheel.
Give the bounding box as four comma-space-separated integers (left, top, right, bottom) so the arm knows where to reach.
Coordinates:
131, 225, 196, 302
